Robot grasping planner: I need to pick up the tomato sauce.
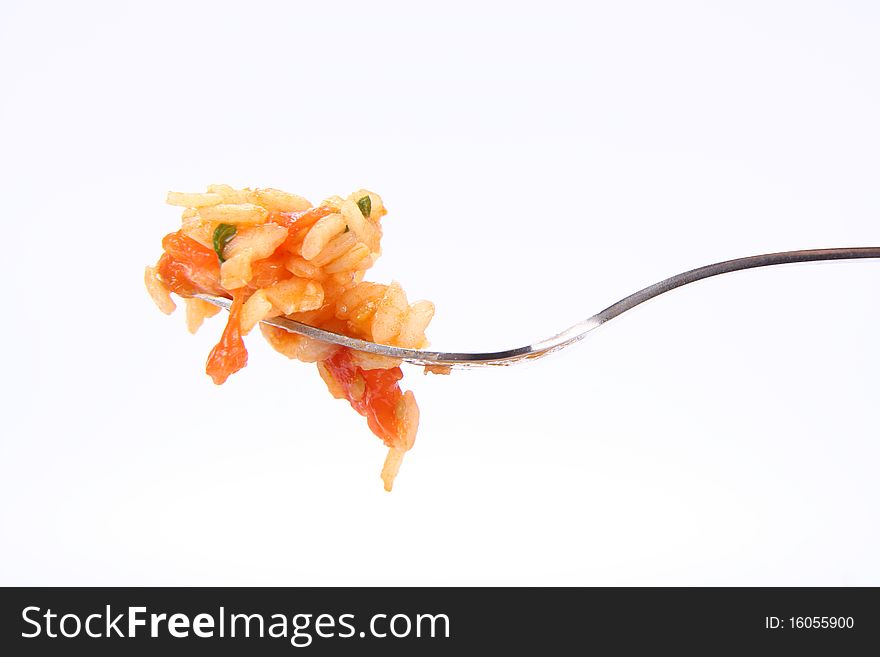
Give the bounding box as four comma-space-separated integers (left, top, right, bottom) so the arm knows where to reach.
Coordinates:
156, 231, 223, 296
274, 205, 337, 230
277, 206, 337, 251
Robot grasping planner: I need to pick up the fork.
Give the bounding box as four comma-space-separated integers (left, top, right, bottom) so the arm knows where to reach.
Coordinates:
194, 247, 880, 369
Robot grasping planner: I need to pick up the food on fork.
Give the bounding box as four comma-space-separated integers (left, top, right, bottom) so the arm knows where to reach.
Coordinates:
145, 185, 434, 491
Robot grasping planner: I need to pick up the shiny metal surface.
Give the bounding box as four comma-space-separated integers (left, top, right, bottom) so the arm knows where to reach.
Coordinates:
194, 247, 880, 369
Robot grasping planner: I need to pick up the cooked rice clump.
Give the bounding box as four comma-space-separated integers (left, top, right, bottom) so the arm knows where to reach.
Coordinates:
145, 185, 434, 490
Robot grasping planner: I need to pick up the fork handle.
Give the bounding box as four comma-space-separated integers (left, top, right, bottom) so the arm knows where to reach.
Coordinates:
594, 247, 880, 326
529, 247, 880, 363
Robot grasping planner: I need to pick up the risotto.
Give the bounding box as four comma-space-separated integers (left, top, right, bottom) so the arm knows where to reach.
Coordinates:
145, 185, 434, 491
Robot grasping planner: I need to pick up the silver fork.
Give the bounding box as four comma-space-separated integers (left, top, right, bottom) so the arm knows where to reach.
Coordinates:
195, 247, 880, 369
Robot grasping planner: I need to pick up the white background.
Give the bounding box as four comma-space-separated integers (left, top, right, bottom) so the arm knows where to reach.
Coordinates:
1, 1, 878, 585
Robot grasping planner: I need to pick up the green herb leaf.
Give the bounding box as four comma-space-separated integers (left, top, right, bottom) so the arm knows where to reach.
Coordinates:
212, 223, 237, 263
356, 195, 371, 218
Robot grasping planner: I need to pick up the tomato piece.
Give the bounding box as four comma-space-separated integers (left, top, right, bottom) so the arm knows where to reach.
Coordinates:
162, 231, 219, 271
248, 251, 291, 289
361, 367, 405, 443
156, 231, 223, 296
322, 349, 404, 446
205, 292, 248, 385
